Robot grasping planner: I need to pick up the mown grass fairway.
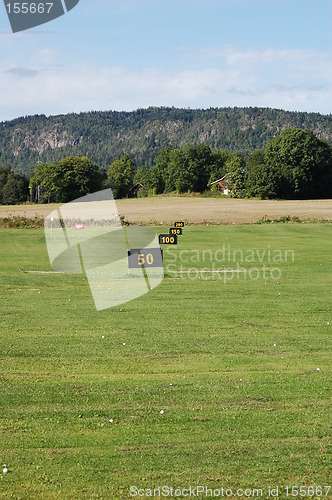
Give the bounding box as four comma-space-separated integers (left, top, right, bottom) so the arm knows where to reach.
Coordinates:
0, 224, 331, 499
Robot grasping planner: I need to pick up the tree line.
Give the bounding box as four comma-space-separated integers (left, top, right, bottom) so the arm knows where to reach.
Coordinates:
1, 128, 332, 205
111, 128, 332, 200
1, 107, 331, 177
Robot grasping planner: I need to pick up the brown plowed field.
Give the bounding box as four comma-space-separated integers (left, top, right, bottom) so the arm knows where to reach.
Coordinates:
1, 197, 332, 224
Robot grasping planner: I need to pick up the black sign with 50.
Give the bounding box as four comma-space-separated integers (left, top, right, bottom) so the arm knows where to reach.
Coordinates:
128, 248, 163, 269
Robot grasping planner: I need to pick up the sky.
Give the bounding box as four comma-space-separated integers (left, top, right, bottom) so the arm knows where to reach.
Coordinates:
0, 0, 332, 121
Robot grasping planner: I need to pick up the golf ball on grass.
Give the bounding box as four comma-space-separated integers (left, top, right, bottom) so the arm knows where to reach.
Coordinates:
3, 467, 8, 474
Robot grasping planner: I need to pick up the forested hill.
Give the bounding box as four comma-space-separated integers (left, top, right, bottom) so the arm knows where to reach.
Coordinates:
1, 106, 332, 176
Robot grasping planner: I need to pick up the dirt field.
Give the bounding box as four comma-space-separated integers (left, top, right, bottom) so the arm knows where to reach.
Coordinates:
1, 197, 332, 224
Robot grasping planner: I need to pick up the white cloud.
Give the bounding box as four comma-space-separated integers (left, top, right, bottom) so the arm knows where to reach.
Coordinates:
6, 67, 39, 78
32, 48, 63, 65
1, 45, 332, 121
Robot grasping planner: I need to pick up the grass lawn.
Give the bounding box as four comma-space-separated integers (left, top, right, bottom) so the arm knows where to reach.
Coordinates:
0, 224, 331, 499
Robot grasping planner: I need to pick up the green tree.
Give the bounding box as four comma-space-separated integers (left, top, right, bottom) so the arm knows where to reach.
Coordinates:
107, 154, 136, 198
208, 150, 231, 191
246, 150, 265, 172
30, 162, 55, 203
246, 151, 281, 199
159, 144, 215, 194
265, 128, 332, 199
30, 157, 104, 203
150, 147, 172, 194
0, 165, 12, 204
246, 163, 281, 199
1, 171, 29, 205
164, 149, 184, 193
181, 144, 214, 193
224, 153, 246, 197
134, 165, 155, 197
53, 156, 104, 203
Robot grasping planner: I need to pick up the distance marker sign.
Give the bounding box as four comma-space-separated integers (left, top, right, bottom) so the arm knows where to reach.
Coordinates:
174, 222, 185, 228
169, 227, 182, 236
128, 248, 163, 269
159, 234, 177, 245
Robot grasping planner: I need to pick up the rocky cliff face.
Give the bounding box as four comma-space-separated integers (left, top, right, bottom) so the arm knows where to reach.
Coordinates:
11, 126, 83, 155
1, 107, 331, 175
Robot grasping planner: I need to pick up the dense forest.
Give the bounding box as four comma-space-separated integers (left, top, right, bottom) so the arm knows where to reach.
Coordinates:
18, 128, 331, 204
1, 107, 332, 176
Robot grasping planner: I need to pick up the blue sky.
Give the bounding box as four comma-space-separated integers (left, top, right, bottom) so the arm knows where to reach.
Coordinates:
0, 0, 331, 120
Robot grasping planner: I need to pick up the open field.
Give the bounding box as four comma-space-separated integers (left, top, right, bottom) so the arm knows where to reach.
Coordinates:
0, 223, 331, 499
1, 197, 332, 224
